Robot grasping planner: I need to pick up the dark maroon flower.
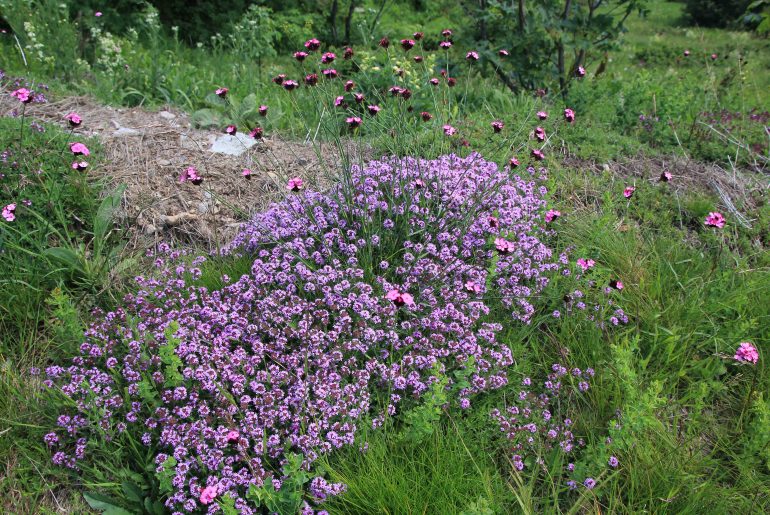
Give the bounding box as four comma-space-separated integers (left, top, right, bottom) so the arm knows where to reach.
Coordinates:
389, 86, 404, 96
509, 157, 520, 168
343, 47, 354, 59
273, 74, 286, 85
429, 78, 439, 86
421, 111, 432, 121
293, 51, 308, 61
305, 74, 318, 86
353, 93, 365, 103
322, 69, 338, 79
282, 80, 299, 91
447, 77, 457, 87
367, 105, 381, 116
531, 149, 545, 161
400, 39, 415, 51
491, 120, 504, 133
413, 55, 423, 63
249, 127, 263, 139
304, 38, 321, 51
225, 125, 237, 136
344, 80, 355, 92
215, 87, 228, 98
258, 105, 268, 116
498, 49, 509, 57
413, 31, 424, 40
441, 28, 453, 38
401, 88, 412, 100
379, 37, 390, 48
321, 52, 336, 64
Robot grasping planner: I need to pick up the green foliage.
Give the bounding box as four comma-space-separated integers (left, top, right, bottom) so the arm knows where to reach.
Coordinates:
247, 453, 310, 515
685, 0, 751, 28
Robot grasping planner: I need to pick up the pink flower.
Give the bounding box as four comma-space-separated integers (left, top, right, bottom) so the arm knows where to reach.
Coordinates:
200, 485, 218, 505
304, 38, 321, 51
705, 211, 725, 228
226, 430, 240, 443
344, 80, 355, 92
282, 80, 299, 91
421, 111, 433, 122
2, 203, 16, 222
71, 161, 89, 171
249, 127, 263, 139
429, 78, 439, 86
659, 171, 672, 182
609, 279, 624, 290
94, 11, 102, 17
414, 31, 424, 40
11, 88, 32, 103
447, 77, 457, 87
379, 37, 390, 48
180, 166, 203, 185
464, 281, 482, 293
287, 177, 304, 191
70, 142, 90, 156
385, 289, 415, 307
293, 51, 308, 61
443, 124, 456, 136
564, 108, 575, 123
343, 47, 354, 59
499, 49, 509, 57
215, 87, 228, 98
321, 52, 336, 63
684, 50, 690, 57
531, 149, 545, 161
413, 179, 426, 189
21, 199, 31, 207
441, 29, 453, 38
491, 120, 504, 133
258, 105, 268, 116
576, 66, 586, 77
545, 209, 561, 223
734, 342, 759, 364
537, 111, 548, 120
534, 126, 546, 142
509, 157, 520, 168
576, 258, 595, 271
495, 237, 515, 254
273, 74, 286, 85
242, 169, 252, 180
304, 74, 318, 86
346, 116, 362, 128
413, 55, 424, 63
400, 39, 415, 51
439, 41, 452, 49
466, 51, 479, 61
367, 105, 381, 116
322, 69, 338, 79
64, 112, 82, 127
488, 216, 499, 228
623, 186, 635, 199
225, 125, 237, 136
334, 96, 346, 108
711, 53, 718, 60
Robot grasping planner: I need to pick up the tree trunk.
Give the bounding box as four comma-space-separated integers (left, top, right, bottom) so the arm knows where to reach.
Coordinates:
558, 0, 572, 97
344, 0, 357, 44
329, 0, 340, 45
517, 0, 525, 32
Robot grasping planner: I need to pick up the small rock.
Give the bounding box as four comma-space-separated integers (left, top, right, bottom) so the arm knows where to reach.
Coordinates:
158, 111, 176, 120
114, 127, 142, 137
210, 133, 258, 156
110, 119, 121, 129
157, 159, 172, 166
602, 164, 611, 172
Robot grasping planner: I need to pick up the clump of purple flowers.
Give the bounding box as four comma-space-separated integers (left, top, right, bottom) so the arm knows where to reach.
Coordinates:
44, 153, 573, 512
491, 364, 595, 485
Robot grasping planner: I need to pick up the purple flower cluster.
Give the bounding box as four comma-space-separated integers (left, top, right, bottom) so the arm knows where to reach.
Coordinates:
44, 153, 570, 512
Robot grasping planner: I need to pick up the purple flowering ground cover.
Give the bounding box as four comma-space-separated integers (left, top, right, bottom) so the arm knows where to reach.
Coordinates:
42, 153, 621, 513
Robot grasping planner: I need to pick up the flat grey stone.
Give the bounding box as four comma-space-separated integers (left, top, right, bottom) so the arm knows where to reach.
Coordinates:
113, 127, 142, 137
210, 133, 257, 156
158, 111, 176, 120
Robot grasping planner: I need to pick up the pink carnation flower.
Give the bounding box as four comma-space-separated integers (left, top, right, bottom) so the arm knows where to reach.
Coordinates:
64, 112, 82, 127
537, 111, 548, 120
443, 124, 456, 136
11, 88, 32, 103
705, 212, 725, 228
304, 38, 321, 51
200, 484, 218, 505
258, 105, 268, 116
70, 142, 90, 156
576, 258, 595, 271
734, 342, 759, 364
466, 51, 479, 61
287, 177, 304, 191
498, 49, 509, 57
564, 108, 575, 123
71, 161, 89, 171
464, 281, 482, 293
179, 166, 203, 185
346, 116, 362, 128
242, 169, 252, 180
495, 237, 516, 254
215, 87, 228, 98
225, 125, 237, 136
439, 41, 452, 49
321, 52, 336, 63
491, 120, 504, 133
623, 186, 635, 199
385, 289, 415, 307
2, 203, 16, 222
545, 209, 561, 223
293, 51, 308, 61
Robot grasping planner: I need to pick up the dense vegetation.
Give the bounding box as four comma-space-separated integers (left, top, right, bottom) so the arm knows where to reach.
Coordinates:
1, 0, 768, 513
